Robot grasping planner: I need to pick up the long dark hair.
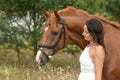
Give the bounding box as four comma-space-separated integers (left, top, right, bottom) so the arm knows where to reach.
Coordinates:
86, 19, 105, 49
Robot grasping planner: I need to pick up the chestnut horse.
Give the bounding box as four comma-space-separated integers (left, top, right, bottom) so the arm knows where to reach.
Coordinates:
35, 6, 120, 80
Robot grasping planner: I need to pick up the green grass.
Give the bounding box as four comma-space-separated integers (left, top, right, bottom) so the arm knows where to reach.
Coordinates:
0, 45, 81, 80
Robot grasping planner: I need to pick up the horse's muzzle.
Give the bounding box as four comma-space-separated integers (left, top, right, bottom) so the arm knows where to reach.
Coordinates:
35, 50, 50, 66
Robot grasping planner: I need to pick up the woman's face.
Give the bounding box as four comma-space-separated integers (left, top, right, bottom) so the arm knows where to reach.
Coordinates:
82, 25, 93, 41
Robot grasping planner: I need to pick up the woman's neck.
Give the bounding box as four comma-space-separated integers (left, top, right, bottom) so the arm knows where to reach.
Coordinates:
88, 40, 98, 47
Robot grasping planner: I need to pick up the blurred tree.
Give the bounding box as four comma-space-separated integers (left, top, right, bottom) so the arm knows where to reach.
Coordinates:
0, 13, 29, 63
74, 0, 108, 15
106, 0, 120, 22
0, 0, 43, 60
41, 0, 76, 11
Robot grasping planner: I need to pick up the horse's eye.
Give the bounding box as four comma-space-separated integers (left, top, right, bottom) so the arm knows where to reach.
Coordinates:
48, 23, 51, 26
52, 32, 58, 36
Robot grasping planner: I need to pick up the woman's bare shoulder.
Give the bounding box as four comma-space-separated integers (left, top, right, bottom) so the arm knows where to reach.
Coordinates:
94, 45, 105, 56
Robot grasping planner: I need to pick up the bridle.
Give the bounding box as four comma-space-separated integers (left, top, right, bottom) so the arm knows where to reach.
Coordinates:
38, 20, 66, 59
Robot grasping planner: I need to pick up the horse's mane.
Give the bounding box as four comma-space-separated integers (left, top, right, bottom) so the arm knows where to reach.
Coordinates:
94, 14, 120, 30
57, 6, 120, 30
58, 6, 90, 16
77, 10, 90, 16
58, 6, 77, 16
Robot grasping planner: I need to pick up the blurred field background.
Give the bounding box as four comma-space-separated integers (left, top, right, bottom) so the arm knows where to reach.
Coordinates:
0, 44, 81, 80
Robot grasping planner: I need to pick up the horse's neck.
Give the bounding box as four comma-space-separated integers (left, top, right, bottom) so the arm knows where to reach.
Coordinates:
68, 31, 88, 50
65, 16, 89, 50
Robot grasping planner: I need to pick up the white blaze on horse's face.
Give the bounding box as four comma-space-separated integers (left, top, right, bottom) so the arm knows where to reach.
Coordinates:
35, 50, 42, 64
45, 27, 48, 32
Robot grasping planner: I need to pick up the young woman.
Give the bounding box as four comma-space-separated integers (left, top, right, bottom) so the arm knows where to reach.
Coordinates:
78, 19, 105, 80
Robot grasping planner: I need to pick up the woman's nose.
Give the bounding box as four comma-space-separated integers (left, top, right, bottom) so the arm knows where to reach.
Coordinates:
82, 32, 84, 36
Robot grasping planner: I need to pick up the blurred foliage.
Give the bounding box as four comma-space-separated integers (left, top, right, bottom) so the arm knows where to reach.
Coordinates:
0, 46, 79, 80
62, 41, 81, 55
106, 0, 120, 22
74, 0, 108, 15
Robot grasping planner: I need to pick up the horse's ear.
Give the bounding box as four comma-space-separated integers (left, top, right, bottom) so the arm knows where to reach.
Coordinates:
54, 10, 61, 21
42, 9, 51, 19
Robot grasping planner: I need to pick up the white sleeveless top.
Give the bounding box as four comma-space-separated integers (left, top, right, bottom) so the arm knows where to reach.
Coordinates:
78, 46, 95, 80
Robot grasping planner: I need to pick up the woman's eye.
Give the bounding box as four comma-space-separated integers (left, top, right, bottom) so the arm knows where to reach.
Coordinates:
52, 32, 58, 36
84, 30, 88, 34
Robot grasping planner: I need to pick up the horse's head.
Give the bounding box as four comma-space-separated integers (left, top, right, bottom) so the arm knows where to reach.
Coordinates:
35, 9, 69, 66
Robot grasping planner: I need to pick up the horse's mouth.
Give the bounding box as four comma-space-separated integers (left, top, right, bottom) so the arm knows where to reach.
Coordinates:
39, 58, 50, 66
36, 49, 54, 66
